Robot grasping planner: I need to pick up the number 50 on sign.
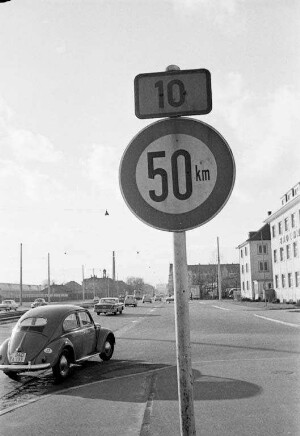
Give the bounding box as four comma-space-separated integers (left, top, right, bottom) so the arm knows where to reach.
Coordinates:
119, 117, 235, 232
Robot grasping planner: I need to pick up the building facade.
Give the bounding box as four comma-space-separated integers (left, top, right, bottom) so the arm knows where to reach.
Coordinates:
264, 182, 300, 303
237, 224, 273, 300
0, 283, 42, 302
168, 263, 240, 298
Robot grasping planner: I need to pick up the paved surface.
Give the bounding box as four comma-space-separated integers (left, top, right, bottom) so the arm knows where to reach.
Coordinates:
0, 300, 299, 436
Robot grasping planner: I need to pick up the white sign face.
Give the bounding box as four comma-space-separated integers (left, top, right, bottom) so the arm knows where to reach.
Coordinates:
136, 134, 217, 214
119, 118, 235, 232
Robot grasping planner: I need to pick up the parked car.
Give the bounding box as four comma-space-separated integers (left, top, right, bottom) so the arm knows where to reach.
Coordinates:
94, 298, 124, 315
166, 295, 175, 303
93, 297, 100, 304
0, 304, 115, 381
0, 300, 18, 311
31, 298, 48, 308
154, 295, 162, 302
124, 295, 137, 307
142, 295, 152, 303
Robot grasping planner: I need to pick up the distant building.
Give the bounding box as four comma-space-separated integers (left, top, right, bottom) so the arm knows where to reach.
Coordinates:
0, 283, 42, 301
83, 275, 131, 299
167, 263, 240, 298
264, 182, 300, 303
237, 224, 273, 300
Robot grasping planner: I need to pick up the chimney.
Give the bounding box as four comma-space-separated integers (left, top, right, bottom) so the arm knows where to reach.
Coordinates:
268, 211, 272, 216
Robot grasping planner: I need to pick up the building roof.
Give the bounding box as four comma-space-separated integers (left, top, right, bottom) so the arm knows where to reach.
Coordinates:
237, 223, 271, 248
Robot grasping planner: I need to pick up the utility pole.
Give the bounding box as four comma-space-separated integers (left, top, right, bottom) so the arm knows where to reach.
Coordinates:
217, 237, 222, 300
112, 251, 116, 281
92, 268, 95, 298
173, 231, 196, 435
82, 265, 85, 302
20, 243, 23, 306
47, 253, 51, 303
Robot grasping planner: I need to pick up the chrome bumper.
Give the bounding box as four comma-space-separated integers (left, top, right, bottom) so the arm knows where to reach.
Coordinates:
0, 363, 51, 372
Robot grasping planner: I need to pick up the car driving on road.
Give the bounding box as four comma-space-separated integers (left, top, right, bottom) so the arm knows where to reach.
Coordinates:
142, 295, 152, 303
94, 297, 124, 315
0, 299, 18, 311
124, 295, 137, 307
31, 298, 48, 308
0, 304, 115, 382
166, 295, 175, 303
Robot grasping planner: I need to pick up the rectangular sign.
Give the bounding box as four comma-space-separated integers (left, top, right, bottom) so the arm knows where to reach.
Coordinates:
134, 69, 212, 119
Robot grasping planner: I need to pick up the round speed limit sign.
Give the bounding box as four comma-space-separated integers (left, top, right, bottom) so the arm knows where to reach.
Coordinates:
119, 117, 235, 232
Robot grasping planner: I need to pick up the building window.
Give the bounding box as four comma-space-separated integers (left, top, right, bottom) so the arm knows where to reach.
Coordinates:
241, 249, 243, 258
291, 213, 295, 228
258, 244, 267, 254
280, 247, 284, 261
275, 275, 279, 288
246, 281, 249, 290
281, 274, 286, 288
284, 217, 289, 231
242, 281, 245, 290
241, 265, 244, 274
274, 249, 277, 263
295, 272, 299, 287
286, 244, 291, 260
272, 225, 276, 238
278, 222, 282, 235
245, 247, 248, 256
246, 263, 248, 273
259, 261, 268, 271
288, 273, 293, 288
293, 242, 298, 257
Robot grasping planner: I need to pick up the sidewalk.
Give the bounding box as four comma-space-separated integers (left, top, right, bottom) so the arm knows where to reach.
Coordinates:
1, 360, 299, 436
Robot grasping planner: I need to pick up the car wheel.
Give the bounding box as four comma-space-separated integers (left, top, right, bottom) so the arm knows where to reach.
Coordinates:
52, 349, 71, 381
119, 309, 123, 315
100, 338, 114, 361
97, 312, 100, 315
4, 371, 20, 380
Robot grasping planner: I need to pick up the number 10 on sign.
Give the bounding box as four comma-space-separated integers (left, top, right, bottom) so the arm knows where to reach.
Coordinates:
134, 69, 212, 119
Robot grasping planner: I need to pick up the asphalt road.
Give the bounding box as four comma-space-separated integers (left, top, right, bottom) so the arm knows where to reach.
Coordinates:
0, 300, 299, 435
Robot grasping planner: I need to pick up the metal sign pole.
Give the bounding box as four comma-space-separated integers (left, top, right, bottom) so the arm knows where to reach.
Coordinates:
173, 231, 196, 436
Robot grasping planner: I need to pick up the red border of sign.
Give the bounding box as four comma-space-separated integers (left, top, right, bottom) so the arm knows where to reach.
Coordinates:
119, 118, 235, 232
134, 69, 212, 119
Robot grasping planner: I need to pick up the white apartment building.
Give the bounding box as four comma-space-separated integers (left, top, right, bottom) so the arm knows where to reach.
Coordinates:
237, 224, 273, 300
264, 182, 300, 303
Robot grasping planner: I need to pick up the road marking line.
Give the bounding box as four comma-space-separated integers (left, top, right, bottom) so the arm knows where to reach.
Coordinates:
192, 356, 300, 364
212, 305, 230, 311
254, 314, 300, 328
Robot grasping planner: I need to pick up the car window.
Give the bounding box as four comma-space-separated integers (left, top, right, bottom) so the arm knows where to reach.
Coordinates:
78, 311, 93, 327
100, 298, 117, 304
15, 317, 47, 333
63, 313, 79, 331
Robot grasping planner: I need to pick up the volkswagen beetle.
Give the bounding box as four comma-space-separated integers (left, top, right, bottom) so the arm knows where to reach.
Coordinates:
0, 304, 115, 382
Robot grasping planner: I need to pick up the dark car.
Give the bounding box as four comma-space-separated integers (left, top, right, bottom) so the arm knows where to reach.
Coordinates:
31, 298, 48, 308
0, 305, 115, 382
